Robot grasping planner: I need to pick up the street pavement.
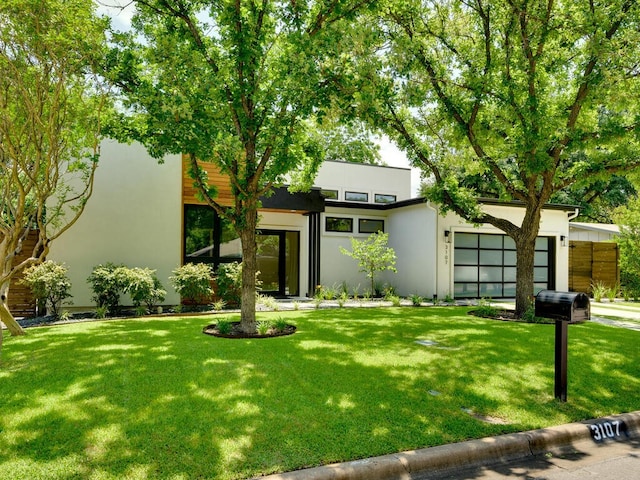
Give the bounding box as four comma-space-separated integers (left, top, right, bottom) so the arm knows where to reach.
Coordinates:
424, 436, 640, 479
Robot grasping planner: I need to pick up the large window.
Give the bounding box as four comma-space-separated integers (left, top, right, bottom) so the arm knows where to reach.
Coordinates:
453, 233, 553, 298
184, 205, 241, 266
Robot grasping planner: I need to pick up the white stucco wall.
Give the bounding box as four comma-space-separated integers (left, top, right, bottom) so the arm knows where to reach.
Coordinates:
319, 207, 390, 294
48, 140, 183, 309
313, 161, 412, 203
385, 203, 436, 297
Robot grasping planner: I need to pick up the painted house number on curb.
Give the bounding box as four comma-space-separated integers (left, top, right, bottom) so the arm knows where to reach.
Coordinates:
589, 420, 627, 442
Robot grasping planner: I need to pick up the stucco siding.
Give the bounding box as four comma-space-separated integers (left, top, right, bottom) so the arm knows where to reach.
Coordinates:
48, 140, 183, 309
385, 203, 436, 297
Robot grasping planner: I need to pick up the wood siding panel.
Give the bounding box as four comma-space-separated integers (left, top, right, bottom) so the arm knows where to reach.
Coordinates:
182, 155, 234, 206
4, 232, 39, 317
569, 241, 619, 294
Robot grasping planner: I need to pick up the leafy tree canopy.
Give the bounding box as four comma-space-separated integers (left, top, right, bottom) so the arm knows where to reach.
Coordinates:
103, 0, 375, 331
354, 0, 640, 315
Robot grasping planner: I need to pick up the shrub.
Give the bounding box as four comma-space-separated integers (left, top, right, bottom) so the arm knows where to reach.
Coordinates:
217, 319, 232, 335
212, 300, 226, 311
216, 263, 242, 306
257, 320, 271, 335
126, 267, 166, 310
87, 263, 129, 314
216, 262, 262, 306
591, 281, 608, 302
170, 263, 213, 305
387, 295, 401, 306
410, 294, 423, 307
258, 294, 279, 311
272, 317, 288, 332
474, 298, 498, 318
340, 232, 397, 296
337, 291, 349, 307
20, 261, 73, 317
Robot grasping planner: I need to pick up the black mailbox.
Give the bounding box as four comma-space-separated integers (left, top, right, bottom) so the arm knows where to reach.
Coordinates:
535, 290, 590, 323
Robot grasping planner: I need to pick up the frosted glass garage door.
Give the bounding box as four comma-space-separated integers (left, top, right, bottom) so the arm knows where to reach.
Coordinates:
453, 233, 552, 298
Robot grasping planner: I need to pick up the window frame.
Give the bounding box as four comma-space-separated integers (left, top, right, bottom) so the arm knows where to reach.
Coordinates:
374, 193, 397, 204
344, 191, 369, 202
358, 218, 385, 234
325, 216, 354, 233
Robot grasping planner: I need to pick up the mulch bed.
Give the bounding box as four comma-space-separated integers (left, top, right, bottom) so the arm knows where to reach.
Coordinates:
203, 321, 297, 339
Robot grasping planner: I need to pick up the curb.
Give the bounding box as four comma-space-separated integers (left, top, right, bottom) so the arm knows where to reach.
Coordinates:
256, 411, 640, 480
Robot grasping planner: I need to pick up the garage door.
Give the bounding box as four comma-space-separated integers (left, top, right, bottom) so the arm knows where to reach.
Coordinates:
453, 233, 554, 298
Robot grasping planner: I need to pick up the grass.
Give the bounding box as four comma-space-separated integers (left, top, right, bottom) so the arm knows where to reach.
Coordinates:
1, 307, 639, 480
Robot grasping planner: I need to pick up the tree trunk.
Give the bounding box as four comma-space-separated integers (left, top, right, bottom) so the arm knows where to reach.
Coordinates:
514, 234, 537, 317
239, 209, 258, 334
0, 281, 26, 336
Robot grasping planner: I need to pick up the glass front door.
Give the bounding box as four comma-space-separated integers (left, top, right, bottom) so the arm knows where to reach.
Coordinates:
257, 230, 300, 296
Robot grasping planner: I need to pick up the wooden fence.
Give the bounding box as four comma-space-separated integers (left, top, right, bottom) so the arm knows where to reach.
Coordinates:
3, 232, 39, 318
568, 240, 619, 294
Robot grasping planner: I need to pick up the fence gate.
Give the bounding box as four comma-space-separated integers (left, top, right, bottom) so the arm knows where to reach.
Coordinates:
568, 241, 619, 294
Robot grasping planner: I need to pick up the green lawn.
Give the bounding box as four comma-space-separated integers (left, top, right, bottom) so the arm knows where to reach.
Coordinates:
1, 307, 638, 480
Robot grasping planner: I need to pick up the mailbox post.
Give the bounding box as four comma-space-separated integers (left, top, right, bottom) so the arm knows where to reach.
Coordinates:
555, 319, 569, 401
535, 290, 590, 402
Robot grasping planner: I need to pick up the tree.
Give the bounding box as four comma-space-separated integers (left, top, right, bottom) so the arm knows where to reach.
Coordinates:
0, 0, 108, 344
105, 0, 374, 333
340, 232, 397, 296
613, 197, 640, 298
356, 0, 640, 316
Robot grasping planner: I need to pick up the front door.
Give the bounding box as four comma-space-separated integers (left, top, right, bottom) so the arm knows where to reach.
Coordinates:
256, 230, 300, 297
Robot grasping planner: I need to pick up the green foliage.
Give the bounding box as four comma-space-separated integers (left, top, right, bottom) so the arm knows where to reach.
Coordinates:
410, 294, 423, 307
272, 317, 289, 333
613, 197, 640, 300
215, 263, 243, 306
258, 295, 279, 311
356, 0, 640, 315
473, 298, 499, 318
216, 262, 262, 306
212, 300, 226, 311
591, 281, 608, 303
126, 268, 166, 310
87, 263, 128, 314
88, 264, 166, 314
0, 0, 109, 331
337, 291, 349, 307
20, 261, 72, 317
257, 320, 271, 335
103, 0, 373, 327
170, 263, 213, 306
387, 295, 401, 307
340, 232, 397, 296
216, 319, 232, 335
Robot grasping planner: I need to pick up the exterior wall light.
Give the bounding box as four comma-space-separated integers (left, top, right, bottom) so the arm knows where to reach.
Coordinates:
560, 235, 567, 247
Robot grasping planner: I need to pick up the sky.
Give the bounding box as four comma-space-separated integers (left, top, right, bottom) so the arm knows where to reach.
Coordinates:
96, 1, 421, 195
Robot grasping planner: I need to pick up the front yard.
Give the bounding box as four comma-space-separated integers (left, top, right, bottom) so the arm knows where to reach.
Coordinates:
0, 307, 638, 479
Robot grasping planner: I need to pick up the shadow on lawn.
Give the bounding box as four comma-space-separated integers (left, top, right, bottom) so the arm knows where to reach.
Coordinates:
0, 308, 638, 479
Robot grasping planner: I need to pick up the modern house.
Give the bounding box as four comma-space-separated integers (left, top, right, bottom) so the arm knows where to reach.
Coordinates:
42, 139, 578, 310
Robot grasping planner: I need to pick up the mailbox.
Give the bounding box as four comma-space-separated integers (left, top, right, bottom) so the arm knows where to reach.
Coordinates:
535, 290, 590, 323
